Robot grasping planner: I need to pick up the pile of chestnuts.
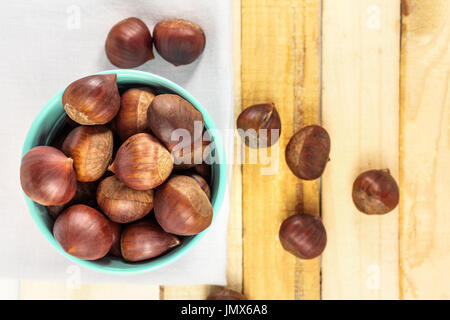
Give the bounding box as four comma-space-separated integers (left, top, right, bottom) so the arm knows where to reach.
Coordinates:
237, 103, 399, 261
105, 17, 206, 68
20, 72, 213, 262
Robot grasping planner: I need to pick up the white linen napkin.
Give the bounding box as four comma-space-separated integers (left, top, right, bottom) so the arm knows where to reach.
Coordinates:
0, 0, 234, 286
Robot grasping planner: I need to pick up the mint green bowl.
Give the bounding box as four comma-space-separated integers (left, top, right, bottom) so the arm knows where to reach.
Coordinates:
21, 70, 226, 274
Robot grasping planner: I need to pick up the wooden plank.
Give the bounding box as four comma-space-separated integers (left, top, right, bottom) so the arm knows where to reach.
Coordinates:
399, 0, 450, 300
294, 0, 321, 300
161, 0, 244, 300
241, 0, 321, 300
321, 0, 401, 299
20, 281, 159, 300
228, 0, 244, 294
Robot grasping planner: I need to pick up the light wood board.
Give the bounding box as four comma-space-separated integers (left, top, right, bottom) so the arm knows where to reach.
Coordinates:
399, 0, 450, 300
321, 0, 401, 299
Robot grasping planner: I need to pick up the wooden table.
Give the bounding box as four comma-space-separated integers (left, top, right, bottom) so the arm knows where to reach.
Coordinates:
19, 0, 449, 300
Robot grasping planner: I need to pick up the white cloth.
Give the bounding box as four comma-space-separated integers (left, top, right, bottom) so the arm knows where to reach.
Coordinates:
0, 0, 233, 285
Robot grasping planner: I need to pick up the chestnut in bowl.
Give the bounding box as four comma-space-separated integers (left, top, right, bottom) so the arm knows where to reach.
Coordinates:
21, 69, 226, 274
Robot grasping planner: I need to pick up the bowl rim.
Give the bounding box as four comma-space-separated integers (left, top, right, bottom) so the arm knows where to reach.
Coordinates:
21, 69, 227, 274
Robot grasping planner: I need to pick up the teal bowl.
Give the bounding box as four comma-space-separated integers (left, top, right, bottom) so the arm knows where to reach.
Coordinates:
21, 69, 227, 274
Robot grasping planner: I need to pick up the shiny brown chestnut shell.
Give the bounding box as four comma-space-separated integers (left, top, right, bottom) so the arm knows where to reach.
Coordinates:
105, 17, 154, 68
147, 94, 205, 169
172, 138, 210, 170
285, 125, 331, 180
109, 221, 122, 257
352, 169, 399, 215
62, 125, 114, 182
53, 204, 113, 260
207, 288, 246, 300
154, 175, 213, 236
186, 173, 211, 199
279, 214, 327, 259
97, 175, 154, 223
147, 94, 204, 150
109, 133, 173, 190
120, 220, 180, 262
62, 74, 120, 125
153, 19, 206, 66
237, 103, 281, 147
115, 87, 156, 140
20, 146, 77, 206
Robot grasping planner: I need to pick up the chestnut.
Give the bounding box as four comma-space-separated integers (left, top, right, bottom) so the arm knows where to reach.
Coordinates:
352, 169, 399, 215
46, 181, 98, 219
207, 288, 246, 300
279, 214, 327, 259
20, 146, 77, 206
109, 221, 122, 257
53, 204, 112, 260
109, 133, 173, 190
154, 175, 213, 236
120, 220, 180, 262
285, 125, 331, 180
105, 17, 154, 68
147, 94, 204, 150
62, 125, 113, 182
115, 87, 156, 140
97, 175, 154, 223
153, 19, 206, 66
172, 138, 210, 170
62, 74, 120, 125
186, 173, 211, 199
237, 103, 281, 147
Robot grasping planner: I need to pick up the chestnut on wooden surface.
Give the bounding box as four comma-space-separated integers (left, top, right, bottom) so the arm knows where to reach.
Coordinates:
237, 103, 281, 147
279, 214, 327, 259
153, 19, 206, 66
186, 173, 211, 199
63, 74, 120, 125
97, 175, 154, 223
109, 221, 122, 257
285, 125, 330, 180
20, 146, 77, 206
115, 87, 156, 140
53, 204, 112, 260
207, 288, 246, 300
352, 169, 399, 215
120, 220, 180, 262
154, 175, 213, 236
62, 125, 114, 182
105, 17, 154, 68
109, 133, 173, 190
46, 181, 98, 219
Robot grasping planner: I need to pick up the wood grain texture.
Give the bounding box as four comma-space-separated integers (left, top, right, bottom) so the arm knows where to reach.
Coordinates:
321, 0, 401, 299
228, 0, 244, 293
399, 0, 450, 300
241, 0, 321, 300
